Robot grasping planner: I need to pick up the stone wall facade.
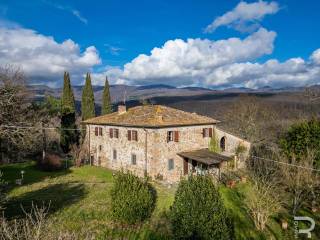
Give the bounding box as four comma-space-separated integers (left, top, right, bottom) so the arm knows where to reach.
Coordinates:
86, 124, 250, 183
215, 127, 251, 168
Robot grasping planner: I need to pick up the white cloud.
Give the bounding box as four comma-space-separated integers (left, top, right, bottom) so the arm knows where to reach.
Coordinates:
95, 28, 320, 89
71, 10, 88, 25
43, 1, 88, 25
91, 66, 125, 85
311, 49, 320, 65
1, 20, 319, 89
205, 57, 320, 88
205, 1, 279, 33
104, 44, 124, 56
101, 28, 276, 86
0, 25, 101, 86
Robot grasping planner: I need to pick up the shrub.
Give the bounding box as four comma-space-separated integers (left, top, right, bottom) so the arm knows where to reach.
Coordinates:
170, 175, 234, 240
209, 134, 220, 153
38, 153, 62, 171
279, 119, 320, 168
110, 171, 156, 224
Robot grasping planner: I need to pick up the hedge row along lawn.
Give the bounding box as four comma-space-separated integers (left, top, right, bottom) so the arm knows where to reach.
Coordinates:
0, 161, 319, 239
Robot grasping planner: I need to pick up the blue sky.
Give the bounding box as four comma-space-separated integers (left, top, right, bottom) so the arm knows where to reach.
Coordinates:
1, 0, 320, 88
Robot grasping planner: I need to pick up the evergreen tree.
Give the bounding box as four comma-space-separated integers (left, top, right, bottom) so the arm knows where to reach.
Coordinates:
61, 72, 75, 115
81, 72, 95, 120
60, 72, 79, 153
110, 171, 156, 224
101, 76, 112, 115
170, 175, 234, 239
280, 118, 320, 169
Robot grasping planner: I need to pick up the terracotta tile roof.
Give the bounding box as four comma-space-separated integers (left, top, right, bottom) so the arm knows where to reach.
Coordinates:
83, 105, 219, 128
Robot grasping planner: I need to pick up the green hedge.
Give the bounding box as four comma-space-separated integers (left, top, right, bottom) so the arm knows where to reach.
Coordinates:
170, 175, 234, 240
110, 171, 156, 224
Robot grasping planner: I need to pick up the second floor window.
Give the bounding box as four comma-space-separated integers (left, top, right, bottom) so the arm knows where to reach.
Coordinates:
128, 130, 138, 141
167, 131, 179, 142
109, 128, 119, 138
95, 127, 103, 136
202, 128, 213, 138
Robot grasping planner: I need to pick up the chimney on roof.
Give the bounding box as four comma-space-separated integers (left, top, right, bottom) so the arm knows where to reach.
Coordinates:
156, 115, 163, 122
118, 105, 126, 114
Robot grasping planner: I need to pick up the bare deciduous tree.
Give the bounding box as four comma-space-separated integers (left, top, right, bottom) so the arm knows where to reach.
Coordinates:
245, 170, 283, 231
304, 86, 320, 102
0, 65, 40, 162
224, 95, 279, 145
280, 150, 319, 215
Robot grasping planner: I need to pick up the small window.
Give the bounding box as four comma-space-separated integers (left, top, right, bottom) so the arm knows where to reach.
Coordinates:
132, 130, 138, 141
99, 145, 102, 151
167, 131, 174, 142
98, 156, 101, 166
167, 131, 179, 142
128, 130, 138, 141
113, 149, 117, 161
114, 129, 119, 138
168, 159, 174, 170
109, 128, 113, 138
131, 154, 137, 165
110, 128, 119, 138
202, 128, 213, 138
95, 127, 103, 136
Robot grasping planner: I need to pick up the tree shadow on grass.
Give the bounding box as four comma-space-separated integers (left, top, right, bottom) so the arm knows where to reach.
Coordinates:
0, 161, 71, 190
3, 183, 87, 220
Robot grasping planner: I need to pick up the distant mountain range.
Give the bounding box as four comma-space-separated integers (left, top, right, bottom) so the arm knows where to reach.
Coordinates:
27, 84, 310, 104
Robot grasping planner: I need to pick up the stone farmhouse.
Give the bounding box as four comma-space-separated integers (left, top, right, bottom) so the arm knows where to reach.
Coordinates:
83, 105, 250, 182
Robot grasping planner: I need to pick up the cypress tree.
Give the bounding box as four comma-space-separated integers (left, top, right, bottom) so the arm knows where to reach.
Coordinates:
61, 72, 75, 115
60, 72, 79, 153
81, 72, 95, 120
101, 76, 112, 115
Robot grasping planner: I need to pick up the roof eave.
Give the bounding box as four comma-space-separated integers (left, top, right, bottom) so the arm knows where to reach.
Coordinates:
81, 121, 219, 128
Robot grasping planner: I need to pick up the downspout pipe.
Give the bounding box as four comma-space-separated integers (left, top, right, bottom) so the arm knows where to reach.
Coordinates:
143, 128, 148, 177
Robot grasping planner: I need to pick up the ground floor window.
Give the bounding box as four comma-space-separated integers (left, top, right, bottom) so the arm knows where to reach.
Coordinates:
168, 159, 174, 170
131, 153, 137, 165
113, 149, 117, 161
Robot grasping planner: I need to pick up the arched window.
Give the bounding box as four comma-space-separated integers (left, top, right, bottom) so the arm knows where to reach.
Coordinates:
220, 137, 226, 151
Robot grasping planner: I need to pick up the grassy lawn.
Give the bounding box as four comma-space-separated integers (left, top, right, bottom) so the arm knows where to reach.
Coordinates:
0, 161, 319, 239
0, 162, 176, 238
